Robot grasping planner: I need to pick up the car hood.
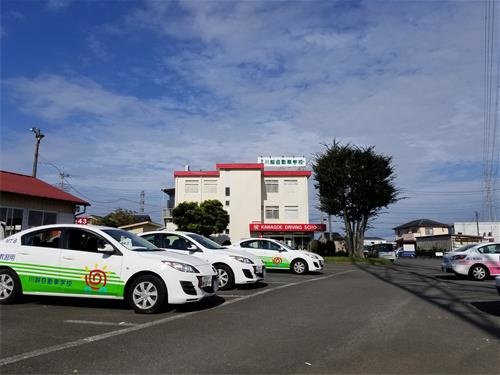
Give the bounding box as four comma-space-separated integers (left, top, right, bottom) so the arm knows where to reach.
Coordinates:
136, 250, 210, 267
290, 250, 324, 260
208, 248, 263, 264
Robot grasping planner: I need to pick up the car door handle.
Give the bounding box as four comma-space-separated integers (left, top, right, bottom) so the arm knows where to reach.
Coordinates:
63, 256, 75, 260
18, 251, 30, 255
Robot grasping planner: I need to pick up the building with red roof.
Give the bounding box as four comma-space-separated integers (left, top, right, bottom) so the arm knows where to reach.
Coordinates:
166, 159, 325, 248
0, 170, 89, 236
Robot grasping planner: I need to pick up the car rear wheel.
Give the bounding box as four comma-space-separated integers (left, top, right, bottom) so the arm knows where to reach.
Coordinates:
128, 275, 166, 314
215, 264, 234, 290
469, 265, 489, 281
0, 268, 22, 304
291, 259, 308, 275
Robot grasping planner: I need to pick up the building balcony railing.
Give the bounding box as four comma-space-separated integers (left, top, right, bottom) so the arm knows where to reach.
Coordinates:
162, 207, 173, 219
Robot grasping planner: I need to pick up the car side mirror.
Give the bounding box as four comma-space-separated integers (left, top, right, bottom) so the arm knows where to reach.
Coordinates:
98, 244, 115, 253
279, 248, 287, 252
187, 243, 199, 252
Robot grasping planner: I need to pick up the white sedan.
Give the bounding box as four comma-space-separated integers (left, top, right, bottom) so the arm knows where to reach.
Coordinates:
0, 224, 218, 314
230, 238, 324, 275
441, 242, 500, 280
139, 231, 265, 290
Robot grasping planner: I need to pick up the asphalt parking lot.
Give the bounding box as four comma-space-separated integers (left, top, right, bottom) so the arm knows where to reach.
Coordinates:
1, 258, 499, 374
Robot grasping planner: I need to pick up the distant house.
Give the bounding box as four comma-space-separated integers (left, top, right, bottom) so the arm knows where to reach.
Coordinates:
0, 170, 89, 237
119, 221, 164, 234
393, 219, 450, 246
364, 236, 387, 246
453, 222, 499, 242
416, 234, 484, 252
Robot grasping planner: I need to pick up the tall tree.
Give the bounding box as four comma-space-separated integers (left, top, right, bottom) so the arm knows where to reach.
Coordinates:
99, 208, 137, 227
313, 140, 400, 257
173, 200, 229, 237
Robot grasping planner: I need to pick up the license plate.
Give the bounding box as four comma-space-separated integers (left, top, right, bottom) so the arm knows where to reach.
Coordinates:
255, 265, 263, 273
200, 276, 212, 287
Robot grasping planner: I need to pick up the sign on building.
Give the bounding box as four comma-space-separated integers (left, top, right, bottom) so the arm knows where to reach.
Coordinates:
257, 156, 307, 168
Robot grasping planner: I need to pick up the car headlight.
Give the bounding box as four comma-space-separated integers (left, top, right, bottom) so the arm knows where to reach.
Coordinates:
162, 261, 199, 273
229, 255, 254, 264
305, 253, 319, 259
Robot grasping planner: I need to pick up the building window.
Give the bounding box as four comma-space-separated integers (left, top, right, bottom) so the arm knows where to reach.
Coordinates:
284, 206, 299, 220
28, 210, 57, 227
265, 206, 279, 219
425, 228, 434, 235
185, 180, 199, 194
225, 187, 230, 196
0, 207, 24, 236
203, 180, 217, 194
225, 200, 230, 206
265, 179, 279, 193
284, 179, 298, 193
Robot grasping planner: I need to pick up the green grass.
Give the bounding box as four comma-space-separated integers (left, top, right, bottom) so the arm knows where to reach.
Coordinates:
324, 256, 393, 265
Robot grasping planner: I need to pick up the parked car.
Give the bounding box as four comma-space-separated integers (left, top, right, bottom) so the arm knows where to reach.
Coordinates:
0, 224, 218, 314
139, 231, 265, 290
441, 242, 500, 281
366, 243, 396, 261
395, 247, 415, 258
230, 238, 324, 275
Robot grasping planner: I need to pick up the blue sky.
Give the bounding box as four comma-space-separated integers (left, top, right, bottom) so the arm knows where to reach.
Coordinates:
1, 0, 498, 238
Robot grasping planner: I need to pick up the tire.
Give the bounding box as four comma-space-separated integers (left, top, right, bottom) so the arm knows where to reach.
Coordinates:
0, 268, 22, 304
469, 265, 489, 281
291, 259, 308, 275
127, 275, 166, 314
215, 264, 234, 290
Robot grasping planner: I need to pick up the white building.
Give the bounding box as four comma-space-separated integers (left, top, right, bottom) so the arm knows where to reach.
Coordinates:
169, 162, 325, 248
453, 222, 500, 242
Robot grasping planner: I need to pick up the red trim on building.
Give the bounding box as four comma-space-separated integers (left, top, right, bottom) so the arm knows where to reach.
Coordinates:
263, 170, 311, 177
0, 170, 89, 205
173, 171, 220, 177
216, 163, 264, 170
249, 223, 326, 232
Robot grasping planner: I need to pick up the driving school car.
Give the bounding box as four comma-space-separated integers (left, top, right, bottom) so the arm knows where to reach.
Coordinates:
0, 224, 218, 313
139, 231, 265, 290
441, 242, 500, 281
230, 238, 324, 275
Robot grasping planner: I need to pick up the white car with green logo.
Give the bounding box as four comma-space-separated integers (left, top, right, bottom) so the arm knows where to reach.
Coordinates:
139, 231, 265, 290
0, 224, 218, 314
230, 238, 324, 274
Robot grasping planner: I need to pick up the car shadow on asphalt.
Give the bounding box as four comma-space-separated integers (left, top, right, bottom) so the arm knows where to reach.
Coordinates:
236, 281, 268, 290
171, 295, 226, 313
355, 262, 500, 339
20, 295, 130, 311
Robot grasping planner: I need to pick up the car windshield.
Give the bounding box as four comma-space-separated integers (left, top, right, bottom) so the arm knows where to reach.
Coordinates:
376, 244, 394, 252
186, 233, 226, 249
451, 243, 477, 252
103, 229, 161, 251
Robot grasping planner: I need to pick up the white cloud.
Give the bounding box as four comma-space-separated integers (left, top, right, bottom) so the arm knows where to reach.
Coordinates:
2, 0, 498, 231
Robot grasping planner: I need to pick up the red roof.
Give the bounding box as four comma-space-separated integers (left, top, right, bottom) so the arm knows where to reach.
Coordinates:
216, 163, 264, 170
0, 170, 89, 205
174, 171, 220, 177
263, 170, 311, 177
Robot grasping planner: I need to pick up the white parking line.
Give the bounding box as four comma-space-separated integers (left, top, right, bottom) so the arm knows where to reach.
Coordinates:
64, 320, 138, 327
0, 270, 354, 366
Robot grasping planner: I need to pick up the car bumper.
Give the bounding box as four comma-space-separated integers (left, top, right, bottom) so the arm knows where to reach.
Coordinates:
168, 274, 218, 304
234, 265, 266, 285
309, 259, 324, 272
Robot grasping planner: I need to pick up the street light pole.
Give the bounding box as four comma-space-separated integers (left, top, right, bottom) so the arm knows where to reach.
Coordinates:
30, 127, 45, 178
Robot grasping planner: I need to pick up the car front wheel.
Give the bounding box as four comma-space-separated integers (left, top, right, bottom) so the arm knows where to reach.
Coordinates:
469, 265, 489, 281
0, 268, 22, 304
128, 275, 166, 314
215, 264, 234, 290
291, 259, 308, 275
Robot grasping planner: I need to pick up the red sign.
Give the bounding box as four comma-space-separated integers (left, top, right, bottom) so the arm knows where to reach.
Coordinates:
75, 217, 88, 225
249, 223, 326, 232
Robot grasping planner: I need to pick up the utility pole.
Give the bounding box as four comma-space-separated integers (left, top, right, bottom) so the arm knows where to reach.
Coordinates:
475, 211, 480, 236
140, 191, 145, 214
30, 128, 45, 177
